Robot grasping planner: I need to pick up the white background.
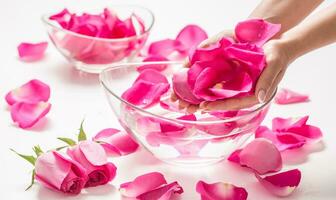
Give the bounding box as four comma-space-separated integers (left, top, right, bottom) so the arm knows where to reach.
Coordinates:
1, 0, 336, 199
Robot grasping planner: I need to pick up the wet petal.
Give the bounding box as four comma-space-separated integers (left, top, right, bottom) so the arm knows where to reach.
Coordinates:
175, 25, 208, 52
119, 172, 167, 197
235, 19, 281, 47
5, 79, 50, 105
93, 128, 139, 156
137, 56, 169, 72
255, 169, 301, 197
196, 180, 248, 200
17, 42, 48, 62
122, 69, 170, 108
275, 88, 309, 105
10, 101, 51, 129
228, 138, 282, 174
172, 68, 202, 104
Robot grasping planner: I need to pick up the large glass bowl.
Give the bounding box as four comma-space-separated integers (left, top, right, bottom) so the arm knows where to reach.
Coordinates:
100, 62, 275, 166
42, 5, 154, 73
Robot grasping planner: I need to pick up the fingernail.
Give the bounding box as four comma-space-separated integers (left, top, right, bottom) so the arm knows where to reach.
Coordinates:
199, 101, 208, 109
258, 89, 266, 103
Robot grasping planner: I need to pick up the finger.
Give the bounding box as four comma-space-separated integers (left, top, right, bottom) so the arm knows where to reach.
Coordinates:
265, 69, 286, 100
186, 104, 199, 113
199, 30, 234, 48
202, 95, 258, 111
255, 59, 282, 103
178, 99, 190, 110
171, 93, 178, 102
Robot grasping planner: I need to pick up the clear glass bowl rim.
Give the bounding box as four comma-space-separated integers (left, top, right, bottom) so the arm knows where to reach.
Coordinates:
41, 4, 155, 42
100, 61, 276, 125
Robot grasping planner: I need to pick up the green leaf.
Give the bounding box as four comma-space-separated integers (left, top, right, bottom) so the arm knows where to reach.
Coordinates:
25, 170, 35, 191
78, 120, 87, 142
54, 145, 68, 151
10, 149, 36, 166
57, 137, 76, 146
32, 145, 43, 157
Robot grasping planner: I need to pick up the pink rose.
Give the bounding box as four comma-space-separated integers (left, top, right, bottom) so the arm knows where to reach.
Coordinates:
67, 141, 117, 187
173, 19, 281, 104
34, 151, 87, 195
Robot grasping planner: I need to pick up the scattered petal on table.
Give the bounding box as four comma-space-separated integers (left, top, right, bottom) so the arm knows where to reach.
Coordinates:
275, 88, 309, 105
196, 180, 248, 200
137, 181, 183, 200
255, 169, 301, 197
17, 42, 48, 62
93, 128, 139, 156
10, 101, 51, 129
5, 79, 50, 105
228, 138, 282, 174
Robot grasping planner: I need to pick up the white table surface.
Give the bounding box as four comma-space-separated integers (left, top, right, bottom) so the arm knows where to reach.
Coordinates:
1, 0, 336, 199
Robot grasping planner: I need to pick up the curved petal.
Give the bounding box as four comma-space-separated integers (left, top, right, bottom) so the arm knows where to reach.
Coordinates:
10, 101, 51, 129
255, 169, 301, 197
275, 88, 309, 105
235, 19, 281, 47
5, 79, 50, 105
172, 68, 202, 104
49, 8, 71, 28
93, 128, 139, 156
229, 138, 282, 174
135, 69, 169, 84
148, 39, 184, 57
79, 141, 108, 166
137, 56, 170, 72
120, 172, 167, 197
17, 42, 48, 62
196, 180, 248, 200
138, 181, 183, 200
176, 25, 208, 51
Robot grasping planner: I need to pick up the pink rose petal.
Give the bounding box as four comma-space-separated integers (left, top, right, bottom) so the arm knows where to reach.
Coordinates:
137, 181, 183, 200
275, 88, 310, 105
175, 24, 208, 52
122, 69, 170, 108
119, 172, 184, 200
148, 39, 184, 57
172, 68, 202, 104
5, 79, 50, 106
256, 116, 322, 151
93, 128, 139, 156
137, 56, 170, 72
228, 138, 282, 174
49, 8, 71, 28
196, 180, 248, 200
255, 169, 301, 197
17, 42, 48, 62
10, 101, 51, 129
235, 19, 281, 47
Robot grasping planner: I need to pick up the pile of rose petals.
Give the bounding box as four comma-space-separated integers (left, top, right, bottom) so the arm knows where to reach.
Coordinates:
5, 79, 51, 128
50, 8, 144, 39
17, 42, 48, 62
173, 19, 281, 104
137, 25, 208, 72
227, 115, 322, 197
49, 8, 147, 64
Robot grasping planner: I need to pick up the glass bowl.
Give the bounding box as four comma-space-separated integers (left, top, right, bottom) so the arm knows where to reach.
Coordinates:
42, 5, 154, 73
100, 62, 275, 166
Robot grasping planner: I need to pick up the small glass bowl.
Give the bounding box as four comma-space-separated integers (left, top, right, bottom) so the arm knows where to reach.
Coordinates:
100, 62, 275, 166
42, 5, 154, 73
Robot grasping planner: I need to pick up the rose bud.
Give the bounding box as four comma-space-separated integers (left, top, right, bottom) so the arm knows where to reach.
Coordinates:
67, 141, 117, 187
35, 151, 87, 195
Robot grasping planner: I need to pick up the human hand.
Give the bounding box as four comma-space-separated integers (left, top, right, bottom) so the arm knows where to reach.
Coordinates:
172, 30, 292, 112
